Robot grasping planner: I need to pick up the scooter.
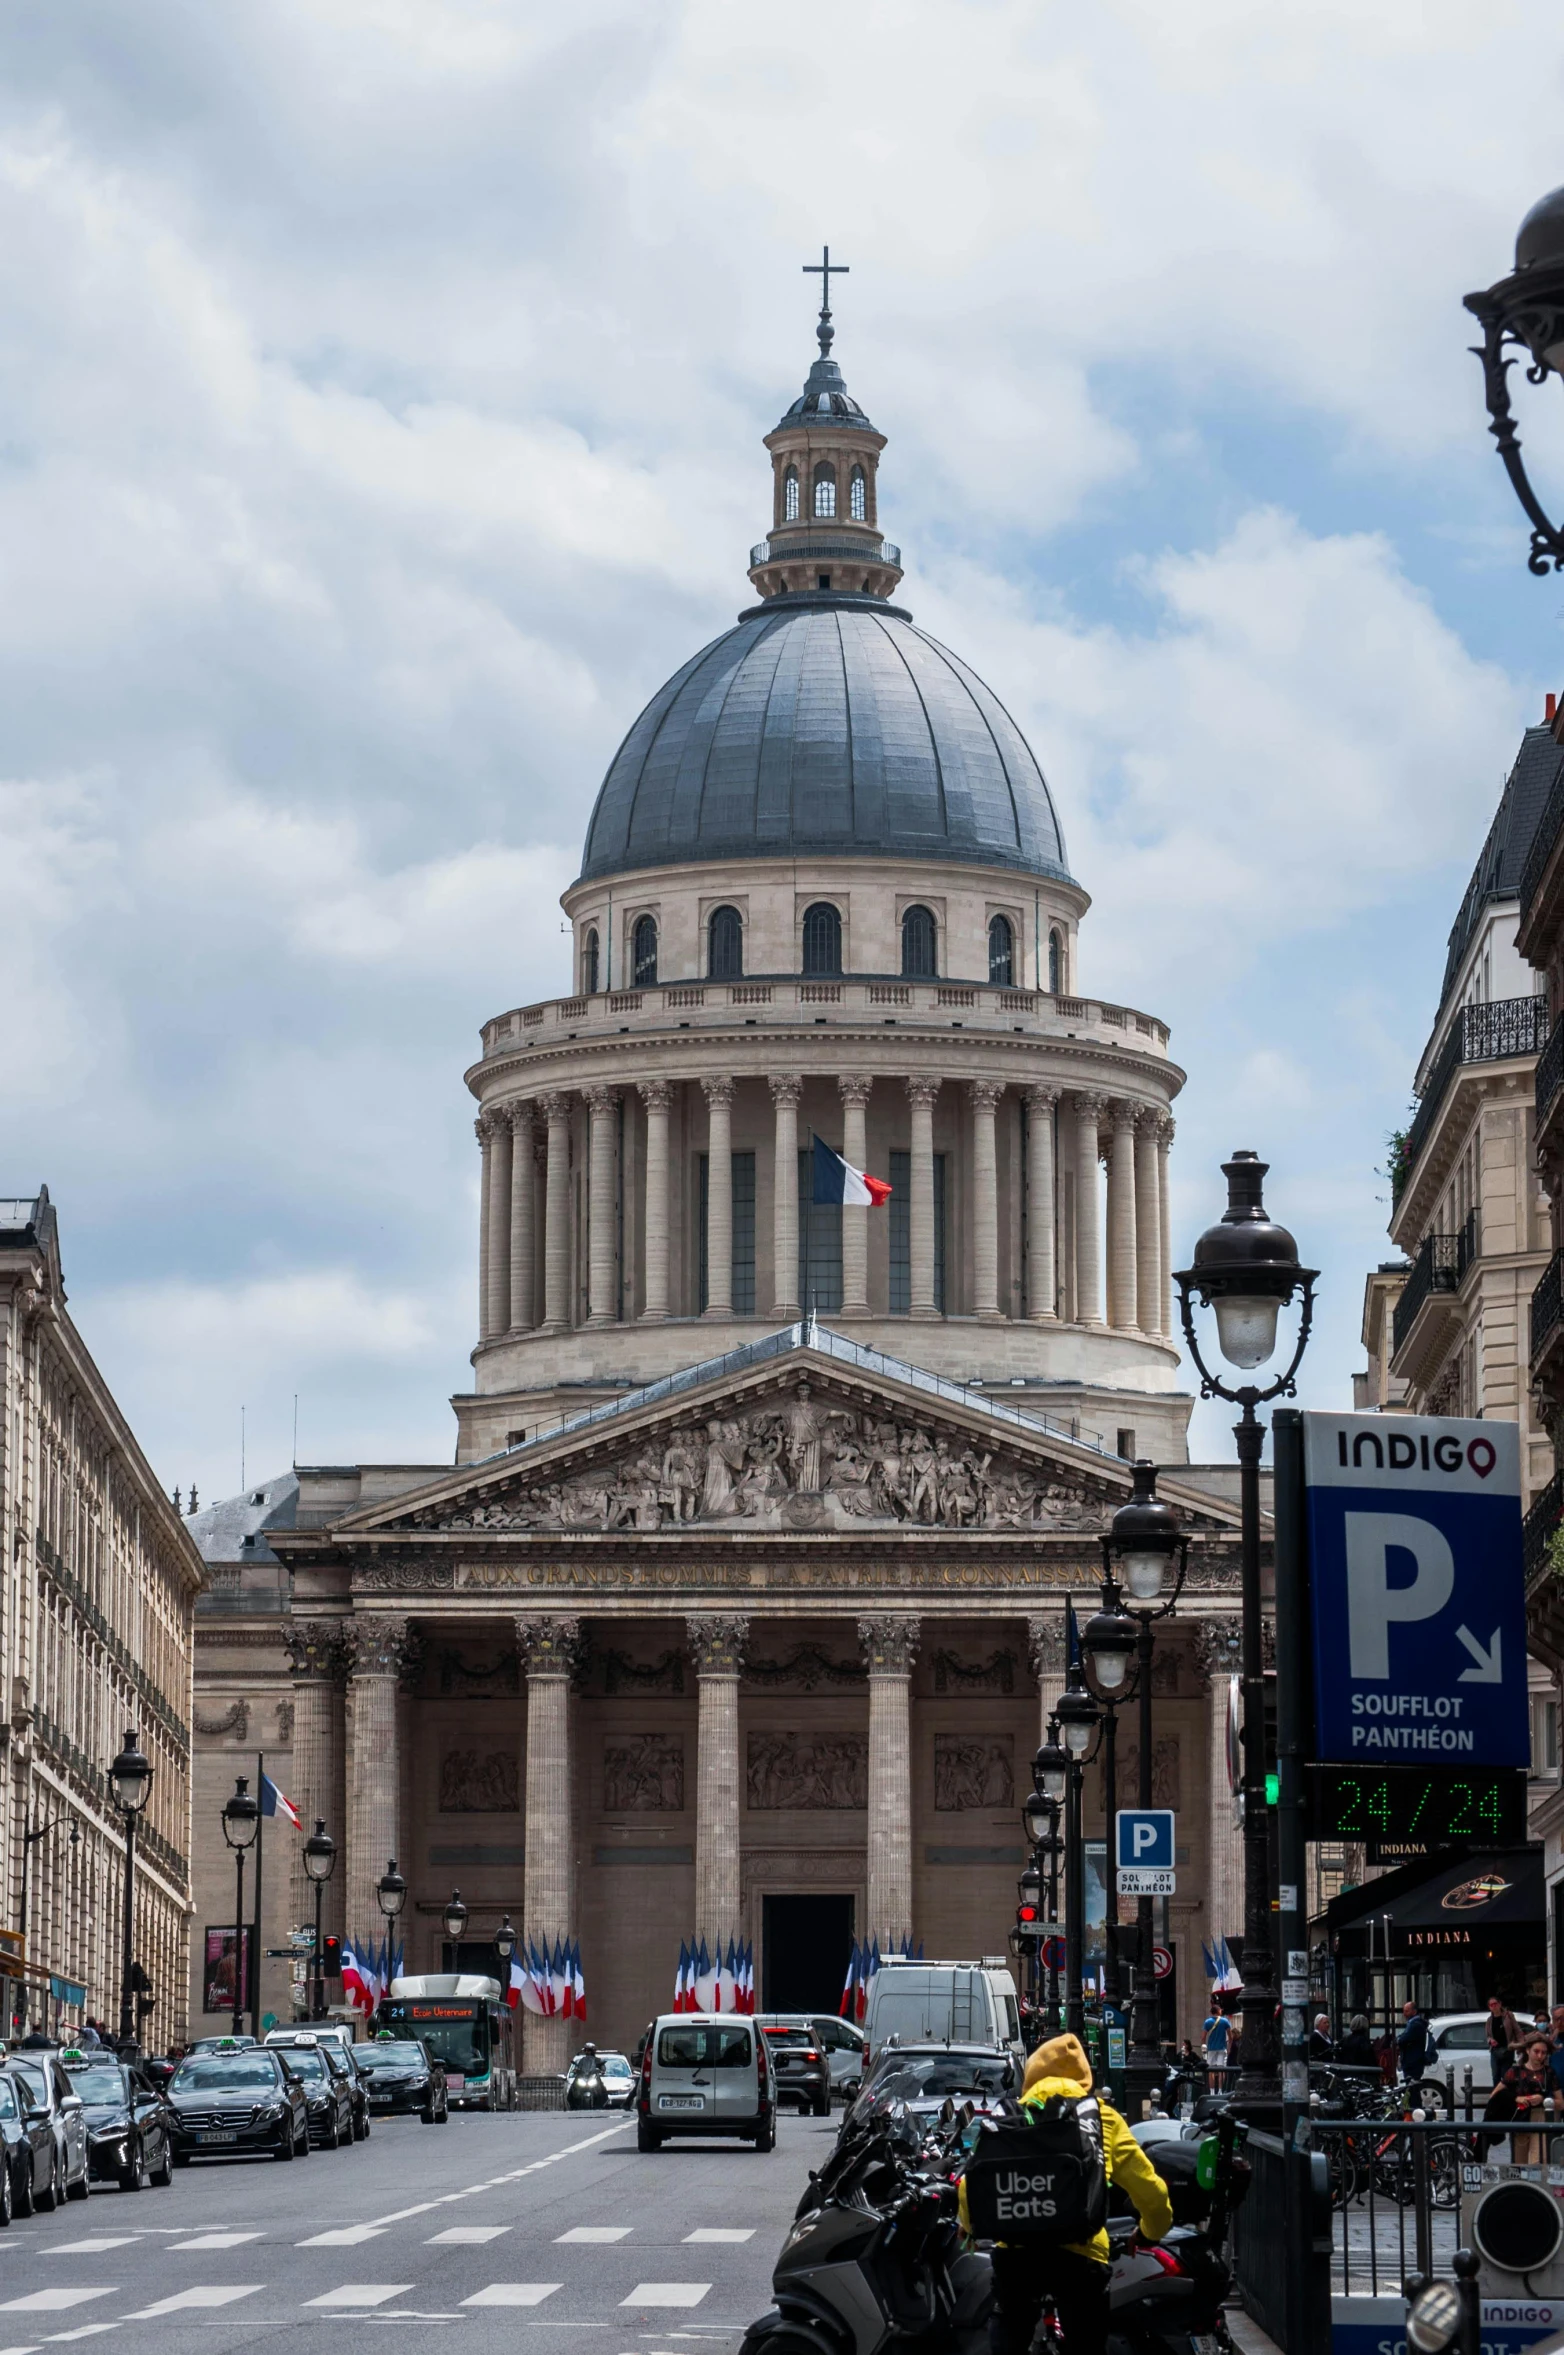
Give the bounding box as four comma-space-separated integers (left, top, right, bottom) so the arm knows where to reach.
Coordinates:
564, 2048, 609, 2111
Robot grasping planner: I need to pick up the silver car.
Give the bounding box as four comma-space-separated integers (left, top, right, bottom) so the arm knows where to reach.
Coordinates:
9, 2052, 89, 2206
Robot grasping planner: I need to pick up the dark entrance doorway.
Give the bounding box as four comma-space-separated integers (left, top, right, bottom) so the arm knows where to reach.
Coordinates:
763, 1894, 853, 2014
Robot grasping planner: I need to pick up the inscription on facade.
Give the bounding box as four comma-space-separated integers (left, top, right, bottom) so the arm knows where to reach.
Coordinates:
439, 1749, 520, 1813
933, 1734, 1015, 1811
747, 1733, 868, 1810
603, 1735, 685, 1813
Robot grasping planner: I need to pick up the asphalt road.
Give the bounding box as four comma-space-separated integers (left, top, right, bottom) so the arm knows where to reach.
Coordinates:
0, 2106, 834, 2355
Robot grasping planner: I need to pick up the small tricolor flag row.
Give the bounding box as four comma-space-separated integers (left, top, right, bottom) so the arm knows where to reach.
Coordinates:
341, 1933, 403, 2017
839, 1934, 921, 2021
1202, 1935, 1242, 1993
672, 1936, 754, 2014
510, 1935, 586, 2021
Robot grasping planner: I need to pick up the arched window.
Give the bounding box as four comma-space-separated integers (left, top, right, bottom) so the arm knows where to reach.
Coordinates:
783, 466, 799, 523
1048, 927, 1063, 995
632, 914, 658, 987
849, 465, 867, 522
901, 903, 938, 979
813, 462, 836, 520
987, 913, 1014, 988
708, 904, 743, 980
582, 927, 600, 995
801, 901, 842, 976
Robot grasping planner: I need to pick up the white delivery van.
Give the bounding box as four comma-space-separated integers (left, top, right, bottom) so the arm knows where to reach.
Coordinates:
861, 1959, 1024, 2067
636, 2014, 775, 2152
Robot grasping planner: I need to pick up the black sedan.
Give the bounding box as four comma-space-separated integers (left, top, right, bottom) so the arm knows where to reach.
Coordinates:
353, 2037, 448, 2122
60, 2055, 175, 2191
276, 2043, 354, 2149
754, 2019, 832, 2116
324, 2043, 371, 2141
846, 2042, 1019, 2127
0, 2068, 58, 2221
166, 2048, 309, 2163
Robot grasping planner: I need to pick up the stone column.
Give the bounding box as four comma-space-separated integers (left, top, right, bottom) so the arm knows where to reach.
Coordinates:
585, 1085, 619, 1326
476, 1115, 495, 1342
1135, 1110, 1162, 1340
639, 1079, 672, 1321
515, 1616, 582, 2074
1106, 1100, 1139, 1333
1195, 1618, 1245, 1976
770, 1075, 802, 1317
508, 1102, 536, 1332
687, 1616, 748, 1943
838, 1076, 874, 1314
1027, 1614, 1068, 1747
486, 1110, 513, 1342
1025, 1087, 1058, 1322
344, 1617, 412, 1949
703, 1078, 734, 1317
860, 1616, 919, 1947
969, 1081, 1004, 1320
905, 1077, 940, 1318
282, 1622, 347, 1946
1158, 1114, 1175, 1340
541, 1093, 573, 1331
1073, 1093, 1106, 1328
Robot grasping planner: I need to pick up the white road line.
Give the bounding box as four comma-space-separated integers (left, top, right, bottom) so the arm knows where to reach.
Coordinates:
41, 2246, 140, 2260
45, 2332, 121, 2344
426, 2229, 509, 2245
619, 2286, 711, 2308
168, 2235, 263, 2252
460, 2287, 560, 2308
304, 2288, 413, 2310
122, 2293, 263, 2321
0, 2344, 41, 2353
554, 2227, 630, 2244
683, 2229, 754, 2243
296, 2227, 388, 2247
0, 2299, 116, 2318
366, 2121, 633, 2229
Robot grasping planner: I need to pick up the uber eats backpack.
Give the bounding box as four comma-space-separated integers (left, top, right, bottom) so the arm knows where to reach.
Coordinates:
962, 2096, 1109, 2245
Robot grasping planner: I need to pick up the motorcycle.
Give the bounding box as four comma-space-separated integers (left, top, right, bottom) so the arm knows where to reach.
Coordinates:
740, 2101, 1247, 2355
564, 2048, 609, 2112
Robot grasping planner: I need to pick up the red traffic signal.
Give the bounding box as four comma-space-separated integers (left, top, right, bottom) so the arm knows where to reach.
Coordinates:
321, 1936, 343, 1978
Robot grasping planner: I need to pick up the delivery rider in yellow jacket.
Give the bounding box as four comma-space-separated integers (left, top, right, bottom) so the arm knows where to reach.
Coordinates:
959, 2032, 1173, 2355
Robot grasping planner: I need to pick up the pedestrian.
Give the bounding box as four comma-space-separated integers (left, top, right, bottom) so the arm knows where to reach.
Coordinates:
958, 2030, 1173, 2355
1309, 2013, 1333, 2063
1202, 1997, 1233, 2089
1397, 1998, 1436, 2087
1337, 2013, 1377, 2069
75, 2021, 100, 2050
1488, 1994, 1522, 2077
1500, 2034, 1555, 2166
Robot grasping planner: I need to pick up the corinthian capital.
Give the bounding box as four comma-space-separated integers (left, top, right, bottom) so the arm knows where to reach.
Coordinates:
585, 1084, 619, 1118
837, 1074, 874, 1109
685, 1614, 749, 1676
342, 1615, 413, 1680
967, 1080, 1004, 1115
282, 1619, 347, 1683
858, 1615, 920, 1675
904, 1076, 941, 1110
1024, 1085, 1059, 1117
1074, 1092, 1109, 1125
702, 1076, 736, 1111
514, 1615, 584, 1677
540, 1091, 573, 1128
1192, 1616, 1242, 1683
508, 1099, 535, 1140
638, 1077, 673, 1115
769, 1073, 803, 1110
1027, 1614, 1067, 1679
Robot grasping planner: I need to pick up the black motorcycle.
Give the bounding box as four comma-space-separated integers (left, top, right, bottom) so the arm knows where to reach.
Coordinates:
564, 2049, 609, 2112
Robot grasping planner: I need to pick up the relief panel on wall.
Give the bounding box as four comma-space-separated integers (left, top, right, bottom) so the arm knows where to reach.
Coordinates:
439, 1749, 520, 1813
933, 1734, 1015, 1811
747, 1733, 868, 1810
603, 1735, 685, 1812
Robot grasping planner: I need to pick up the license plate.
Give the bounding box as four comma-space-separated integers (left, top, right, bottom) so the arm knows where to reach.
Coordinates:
195, 2130, 239, 2145
370, 2096, 393, 2106
658, 2095, 704, 2112
444, 2077, 465, 2092
1191, 2339, 1224, 2355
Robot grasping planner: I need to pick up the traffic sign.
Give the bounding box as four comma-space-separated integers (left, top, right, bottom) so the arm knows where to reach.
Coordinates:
1116, 1809, 1174, 1886
1303, 1413, 1528, 1767
1041, 1937, 1066, 1970
1118, 1867, 1175, 1896
1152, 1945, 1173, 1981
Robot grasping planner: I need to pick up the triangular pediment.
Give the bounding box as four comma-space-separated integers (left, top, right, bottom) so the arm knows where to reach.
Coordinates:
330, 1326, 1235, 1541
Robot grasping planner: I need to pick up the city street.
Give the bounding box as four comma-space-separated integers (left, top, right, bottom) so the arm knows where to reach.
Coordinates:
0, 2109, 826, 2355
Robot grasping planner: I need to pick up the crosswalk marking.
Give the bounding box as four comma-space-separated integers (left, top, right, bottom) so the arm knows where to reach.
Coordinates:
123, 2292, 263, 2320
44, 2331, 120, 2343
297, 2227, 388, 2247
683, 2228, 754, 2243
304, 2288, 413, 2309
0, 2298, 115, 2317
554, 2227, 630, 2244
426, 2229, 509, 2245
42, 2245, 139, 2259
459, 2287, 560, 2308
619, 2285, 711, 2308
168, 2234, 263, 2251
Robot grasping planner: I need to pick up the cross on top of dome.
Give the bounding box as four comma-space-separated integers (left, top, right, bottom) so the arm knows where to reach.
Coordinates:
779, 243, 875, 431
803, 244, 849, 358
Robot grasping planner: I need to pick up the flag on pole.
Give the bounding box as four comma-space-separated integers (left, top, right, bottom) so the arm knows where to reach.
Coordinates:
718, 1938, 736, 2014
551, 1939, 570, 2018
572, 1939, 586, 2023
1066, 1596, 1082, 1673
740, 1939, 754, 2014
1225, 1675, 1241, 1798
811, 1133, 891, 1208
340, 1940, 368, 2013
673, 1941, 689, 2013
520, 1940, 546, 2016
258, 1773, 302, 1830
506, 1951, 524, 2012
694, 1937, 717, 2013
839, 1940, 859, 2019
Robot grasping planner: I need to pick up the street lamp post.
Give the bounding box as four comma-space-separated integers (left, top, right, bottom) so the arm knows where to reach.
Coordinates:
1465, 187, 1564, 574
302, 1821, 336, 2021
377, 1860, 407, 1926
1055, 1675, 1101, 2043
442, 1890, 469, 1957
1031, 1726, 1068, 2034
1175, 1151, 1314, 2114
1081, 1581, 1139, 2033
109, 1729, 152, 2047
220, 1777, 260, 2038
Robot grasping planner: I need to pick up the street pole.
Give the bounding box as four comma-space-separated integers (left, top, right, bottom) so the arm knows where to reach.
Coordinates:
1233, 1398, 1278, 2110
1065, 1745, 1086, 2040
313, 1873, 325, 2022
1273, 1406, 1325, 2350
118, 1812, 136, 2046
232, 1840, 248, 2038
1126, 1610, 1161, 2115
251, 1751, 265, 2040
1100, 1702, 1120, 2018
1046, 1820, 1061, 2030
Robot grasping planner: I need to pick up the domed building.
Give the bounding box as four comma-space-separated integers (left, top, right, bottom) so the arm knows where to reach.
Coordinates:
196, 299, 1250, 2067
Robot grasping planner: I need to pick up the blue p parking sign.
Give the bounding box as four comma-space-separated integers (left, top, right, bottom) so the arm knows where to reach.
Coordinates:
1303, 1413, 1527, 1768
1116, 1810, 1174, 1871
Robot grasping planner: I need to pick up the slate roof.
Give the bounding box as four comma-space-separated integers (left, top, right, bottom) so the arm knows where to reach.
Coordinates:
186, 1470, 298, 1568
1435, 720, 1564, 1012
578, 598, 1073, 888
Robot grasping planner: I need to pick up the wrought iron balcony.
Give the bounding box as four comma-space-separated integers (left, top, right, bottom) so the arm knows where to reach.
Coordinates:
1391, 1229, 1465, 1358
1395, 994, 1549, 1200
1533, 1248, 1564, 1368
1525, 1465, 1564, 1593
1538, 1008, 1564, 1138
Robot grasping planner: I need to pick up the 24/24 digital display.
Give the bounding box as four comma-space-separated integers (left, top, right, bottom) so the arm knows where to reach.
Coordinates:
1305, 1765, 1527, 1845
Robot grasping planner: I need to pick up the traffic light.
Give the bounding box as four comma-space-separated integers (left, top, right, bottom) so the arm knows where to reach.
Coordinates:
1015, 1903, 1042, 1945
1265, 1772, 1280, 1807
321, 1936, 343, 1979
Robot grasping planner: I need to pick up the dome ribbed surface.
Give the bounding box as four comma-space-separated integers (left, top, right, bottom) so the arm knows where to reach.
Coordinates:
578, 600, 1073, 886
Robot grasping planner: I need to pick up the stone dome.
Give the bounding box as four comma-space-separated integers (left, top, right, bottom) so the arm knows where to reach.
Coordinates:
578, 594, 1074, 888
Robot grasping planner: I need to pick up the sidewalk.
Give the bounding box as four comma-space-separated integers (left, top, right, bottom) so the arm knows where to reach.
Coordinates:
1228, 2302, 1284, 2355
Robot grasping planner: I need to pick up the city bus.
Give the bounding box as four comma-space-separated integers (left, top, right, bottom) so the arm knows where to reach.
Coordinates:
378, 1975, 515, 2109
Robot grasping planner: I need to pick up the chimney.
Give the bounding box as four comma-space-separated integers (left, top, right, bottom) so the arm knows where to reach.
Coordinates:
1549, 693, 1558, 724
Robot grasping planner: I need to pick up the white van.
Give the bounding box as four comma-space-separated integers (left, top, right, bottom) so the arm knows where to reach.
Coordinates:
861, 1959, 1024, 2067
636, 2014, 775, 2152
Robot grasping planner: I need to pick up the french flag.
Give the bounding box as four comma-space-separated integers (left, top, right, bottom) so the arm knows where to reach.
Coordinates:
340, 1940, 370, 2014
571, 1940, 586, 2024
811, 1135, 891, 1208
506, 1951, 524, 2013
259, 1773, 301, 1830
839, 1940, 859, 2020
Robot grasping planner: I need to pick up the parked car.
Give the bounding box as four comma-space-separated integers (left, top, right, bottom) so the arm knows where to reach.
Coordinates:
1426, 2012, 1545, 2093
166, 2046, 309, 2163
274, 2039, 354, 2149
637, 2014, 775, 2152
0, 2067, 60, 2220
267, 2032, 369, 2142
8, 2050, 89, 2204
185, 2035, 258, 2054
59, 2052, 175, 2191
807, 2013, 866, 2099
846, 2040, 1020, 2127
861, 1959, 1024, 2067
353, 2036, 448, 2122
753, 2018, 832, 2116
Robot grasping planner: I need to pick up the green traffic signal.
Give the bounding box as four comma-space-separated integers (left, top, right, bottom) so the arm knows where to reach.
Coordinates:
1265, 1772, 1280, 1806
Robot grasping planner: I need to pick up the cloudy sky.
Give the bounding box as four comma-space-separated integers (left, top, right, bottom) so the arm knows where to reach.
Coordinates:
4, 0, 1562, 1498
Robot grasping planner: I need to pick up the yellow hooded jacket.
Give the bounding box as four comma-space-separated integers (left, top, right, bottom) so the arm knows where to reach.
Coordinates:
957, 2033, 1174, 2266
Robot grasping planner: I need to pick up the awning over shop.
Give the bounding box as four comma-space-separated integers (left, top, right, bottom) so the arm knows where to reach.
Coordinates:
1326, 1847, 1543, 1941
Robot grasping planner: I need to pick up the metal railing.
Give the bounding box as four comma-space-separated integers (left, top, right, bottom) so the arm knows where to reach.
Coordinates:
1391, 1230, 1464, 1357
1231, 2126, 1332, 2352
1525, 1464, 1564, 1587
1396, 995, 1549, 1198
1538, 1007, 1564, 1134
1521, 756, 1564, 919
1532, 1247, 1564, 1365
748, 538, 901, 568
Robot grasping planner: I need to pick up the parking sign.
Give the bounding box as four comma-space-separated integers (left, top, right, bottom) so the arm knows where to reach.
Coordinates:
1116, 1809, 1175, 1894
1303, 1413, 1527, 1767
